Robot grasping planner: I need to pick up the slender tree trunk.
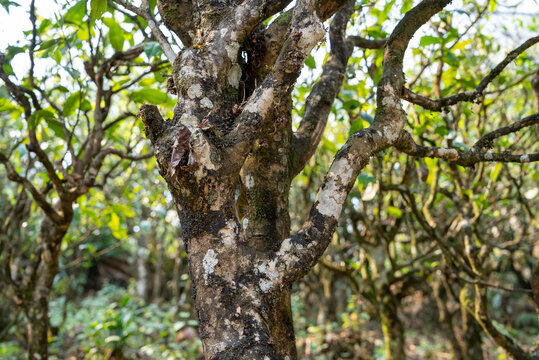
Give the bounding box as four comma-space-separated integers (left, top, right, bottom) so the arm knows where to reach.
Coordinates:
26, 217, 69, 360
379, 292, 405, 360
152, 228, 164, 303
532, 258, 539, 353
26, 296, 50, 360
135, 235, 149, 300
460, 308, 483, 360
433, 280, 464, 360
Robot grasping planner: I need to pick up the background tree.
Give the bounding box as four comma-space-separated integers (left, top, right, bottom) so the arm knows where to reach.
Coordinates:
0, 0, 170, 357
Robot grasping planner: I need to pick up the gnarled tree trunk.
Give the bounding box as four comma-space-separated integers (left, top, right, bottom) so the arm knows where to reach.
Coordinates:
137, 0, 453, 358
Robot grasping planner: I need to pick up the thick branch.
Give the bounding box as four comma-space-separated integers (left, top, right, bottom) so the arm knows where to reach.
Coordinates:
221, 0, 325, 168
291, 1, 355, 176
349, 35, 386, 49
157, 0, 194, 47
262, 0, 454, 288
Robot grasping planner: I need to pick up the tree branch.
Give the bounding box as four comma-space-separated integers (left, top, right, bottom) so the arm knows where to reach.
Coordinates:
112, 0, 176, 63
402, 35, 539, 111
349, 35, 386, 49
395, 113, 539, 166
221, 0, 326, 168
0, 152, 63, 223
258, 0, 455, 289
291, 0, 356, 176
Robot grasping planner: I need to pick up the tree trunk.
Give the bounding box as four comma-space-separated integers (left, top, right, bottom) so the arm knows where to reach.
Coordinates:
137, 0, 454, 357
26, 296, 50, 360
461, 308, 483, 360
26, 217, 69, 360
433, 280, 464, 360
379, 292, 405, 360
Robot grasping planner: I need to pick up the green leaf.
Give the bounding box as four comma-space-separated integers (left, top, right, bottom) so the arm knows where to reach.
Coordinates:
149, 0, 157, 13
0, 0, 19, 13
0, 98, 18, 111
90, 0, 107, 22
112, 203, 136, 218
349, 119, 363, 135
63, 91, 82, 116
443, 51, 459, 67
5, 46, 26, 61
38, 38, 61, 51
103, 18, 125, 51
343, 99, 361, 111
53, 48, 62, 64
491, 162, 503, 183
419, 35, 443, 47
45, 118, 65, 139
108, 212, 121, 236
29, 109, 55, 130
131, 89, 168, 104
120, 295, 131, 307
357, 173, 375, 185
434, 125, 448, 137
305, 54, 316, 69
64, 0, 86, 24
387, 206, 403, 218
29, 110, 65, 139
400, 0, 413, 13
144, 41, 162, 58
488, 0, 497, 12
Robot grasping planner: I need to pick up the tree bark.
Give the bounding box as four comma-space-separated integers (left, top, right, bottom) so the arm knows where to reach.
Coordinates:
136, 0, 454, 357
26, 217, 69, 360
433, 280, 464, 360
461, 307, 484, 360
379, 291, 406, 360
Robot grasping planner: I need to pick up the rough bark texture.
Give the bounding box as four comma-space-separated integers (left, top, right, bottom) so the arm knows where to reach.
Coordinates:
26, 218, 71, 360
136, 0, 454, 358
379, 290, 405, 360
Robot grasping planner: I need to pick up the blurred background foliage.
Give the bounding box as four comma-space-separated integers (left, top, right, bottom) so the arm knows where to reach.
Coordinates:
0, 0, 537, 359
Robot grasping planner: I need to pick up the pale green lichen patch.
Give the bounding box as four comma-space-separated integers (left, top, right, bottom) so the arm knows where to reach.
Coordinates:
259, 279, 273, 292
200, 97, 213, 109
244, 87, 274, 118
244, 174, 254, 189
